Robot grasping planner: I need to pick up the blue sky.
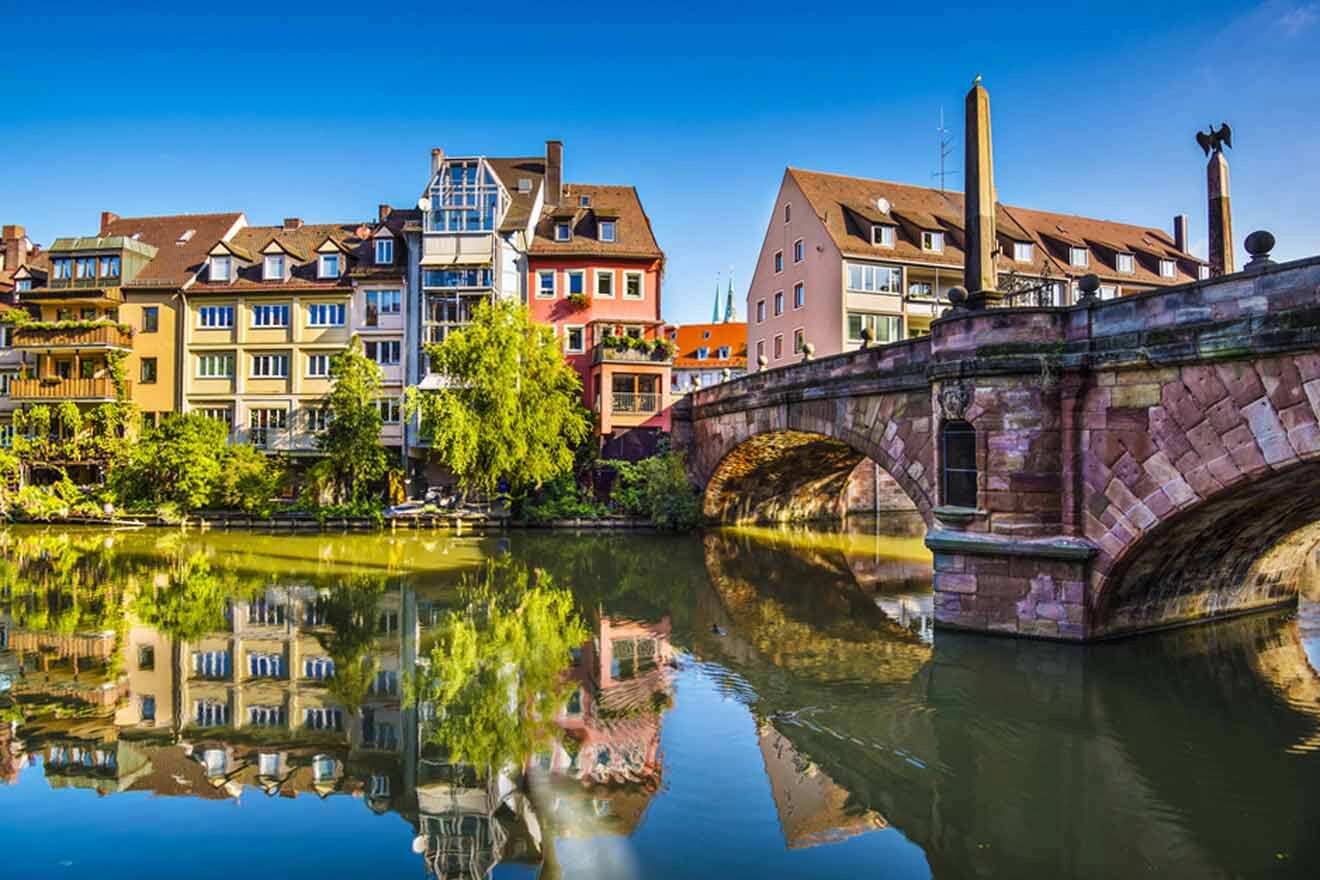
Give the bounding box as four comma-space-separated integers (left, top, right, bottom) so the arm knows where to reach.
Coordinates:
2, 1, 1317, 325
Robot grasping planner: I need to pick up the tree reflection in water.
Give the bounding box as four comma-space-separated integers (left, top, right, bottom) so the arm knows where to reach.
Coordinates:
1, 525, 1320, 878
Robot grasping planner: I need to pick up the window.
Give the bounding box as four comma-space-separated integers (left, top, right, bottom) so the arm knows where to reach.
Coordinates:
195, 701, 229, 728
423, 268, 492, 289
247, 653, 284, 679
304, 708, 343, 732
793, 283, 804, 309
567, 270, 585, 296
536, 270, 556, 298
784, 203, 791, 223
141, 695, 156, 722
364, 289, 400, 325
1159, 258, 1176, 279
210, 256, 231, 282
75, 256, 96, 279
374, 238, 393, 264
555, 222, 571, 241
793, 328, 805, 354
1198, 265, 1211, 280
599, 220, 617, 242
1014, 241, 1034, 262
141, 306, 159, 333
306, 407, 330, 432
80, 307, 97, 321
430, 159, 501, 231
1116, 253, 1134, 273
258, 753, 280, 777
756, 340, 765, 362
251, 353, 289, 377
846, 263, 902, 293
1099, 285, 1118, 300
793, 239, 804, 263
872, 225, 896, 247
303, 656, 335, 680
52, 258, 73, 280
756, 299, 766, 323
921, 231, 944, 253
199, 406, 233, 426
100, 255, 121, 277
847, 312, 902, 344
248, 705, 286, 728
318, 254, 340, 278
1069, 247, 1089, 268
313, 755, 337, 782
263, 254, 285, 281
307, 354, 330, 377
774, 250, 783, 273
579, 194, 592, 207
197, 353, 234, 378
774, 291, 784, 316
365, 340, 400, 365
199, 305, 234, 328
307, 302, 345, 327
564, 325, 585, 353
908, 281, 934, 298
140, 358, 157, 384
249, 408, 287, 444
595, 270, 615, 297
773, 334, 784, 359
696, 346, 709, 360
369, 670, 400, 696
15, 279, 30, 292
138, 645, 155, 670
623, 271, 643, 299
192, 651, 231, 679
252, 304, 290, 327
942, 420, 977, 508
376, 398, 402, 424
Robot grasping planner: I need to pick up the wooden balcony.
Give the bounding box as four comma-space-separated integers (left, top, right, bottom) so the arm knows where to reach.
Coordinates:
10, 377, 128, 401
13, 324, 133, 350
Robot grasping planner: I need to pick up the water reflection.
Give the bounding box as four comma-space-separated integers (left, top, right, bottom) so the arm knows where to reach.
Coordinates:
1, 524, 1319, 878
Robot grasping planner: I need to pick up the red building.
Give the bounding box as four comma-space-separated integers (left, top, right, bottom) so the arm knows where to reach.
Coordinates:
528, 182, 669, 459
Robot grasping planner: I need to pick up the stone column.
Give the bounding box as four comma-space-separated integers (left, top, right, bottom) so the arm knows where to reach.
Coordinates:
1207, 150, 1235, 277
963, 77, 1000, 309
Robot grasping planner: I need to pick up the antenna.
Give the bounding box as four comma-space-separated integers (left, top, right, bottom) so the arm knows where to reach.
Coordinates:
932, 107, 960, 193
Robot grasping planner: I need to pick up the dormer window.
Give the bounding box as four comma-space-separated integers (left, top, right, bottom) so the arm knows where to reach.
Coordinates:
555, 222, 571, 242
177, 229, 195, 244
717, 346, 730, 359
1013, 241, 1034, 262
319, 254, 340, 279
1159, 258, 1176, 279
264, 254, 285, 281
921, 231, 944, 253
374, 238, 393, 265
599, 220, 616, 242
1069, 247, 1089, 268
210, 256, 232, 282
872, 225, 895, 247
517, 178, 532, 193
16, 279, 31, 292
1116, 253, 1134, 273
1198, 265, 1211, 280
579, 195, 591, 208
702, 330, 711, 339
697, 346, 709, 360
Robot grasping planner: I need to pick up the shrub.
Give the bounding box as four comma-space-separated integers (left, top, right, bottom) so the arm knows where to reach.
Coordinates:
521, 472, 606, 523
216, 445, 285, 516
604, 449, 702, 529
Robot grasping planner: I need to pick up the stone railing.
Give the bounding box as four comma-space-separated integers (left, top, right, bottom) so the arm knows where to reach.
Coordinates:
13, 324, 133, 349
593, 343, 673, 365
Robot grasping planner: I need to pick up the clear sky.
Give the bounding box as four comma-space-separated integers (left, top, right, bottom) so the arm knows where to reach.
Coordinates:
3, 1, 1317, 325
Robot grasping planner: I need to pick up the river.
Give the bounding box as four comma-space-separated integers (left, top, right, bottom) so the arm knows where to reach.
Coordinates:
0, 519, 1318, 878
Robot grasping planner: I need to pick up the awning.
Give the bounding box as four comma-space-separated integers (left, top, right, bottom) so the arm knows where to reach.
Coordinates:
419, 254, 493, 267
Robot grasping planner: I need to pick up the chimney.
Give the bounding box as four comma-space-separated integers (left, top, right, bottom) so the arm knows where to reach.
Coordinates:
1207, 151, 1235, 276
100, 211, 119, 235
1173, 214, 1189, 253
283, 217, 303, 230
430, 148, 444, 178
378, 204, 392, 223
963, 77, 1000, 309
545, 140, 564, 208
2, 225, 29, 271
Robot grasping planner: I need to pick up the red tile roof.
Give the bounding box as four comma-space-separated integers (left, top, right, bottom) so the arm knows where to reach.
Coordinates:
669, 322, 748, 368
101, 212, 245, 288
194, 221, 363, 292
530, 184, 664, 260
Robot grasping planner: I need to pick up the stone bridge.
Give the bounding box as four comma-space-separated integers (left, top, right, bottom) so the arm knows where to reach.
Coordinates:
673, 254, 1320, 640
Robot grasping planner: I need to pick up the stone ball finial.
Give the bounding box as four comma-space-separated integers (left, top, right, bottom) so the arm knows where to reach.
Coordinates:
803, 342, 815, 362
1077, 273, 1100, 304
859, 326, 873, 349
722, 368, 731, 381
947, 286, 968, 310
692, 375, 702, 389
757, 354, 768, 371
1244, 230, 1276, 272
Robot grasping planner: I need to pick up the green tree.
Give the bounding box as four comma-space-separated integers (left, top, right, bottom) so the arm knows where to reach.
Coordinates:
308, 336, 388, 506
112, 413, 228, 511
406, 299, 591, 497
133, 552, 228, 642
216, 444, 285, 516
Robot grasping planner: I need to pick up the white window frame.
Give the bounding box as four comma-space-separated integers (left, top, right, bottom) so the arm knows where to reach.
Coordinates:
1069, 247, 1089, 268
536, 270, 557, 298
594, 269, 615, 298
252, 303, 290, 328
1159, 258, 1176, 279
565, 269, 585, 297
365, 339, 401, 366
307, 353, 330, 377
210, 256, 231, 282
376, 397, 402, 424
564, 324, 585, 354
1198, 265, 1211, 280
263, 254, 285, 281
1099, 285, 1119, 300
921, 231, 944, 253
872, 225, 895, 248
307, 302, 345, 327
1013, 241, 1034, 263
623, 270, 644, 300
555, 222, 571, 242
1116, 253, 1134, 274
196, 352, 235, 379
198, 305, 235, 328
251, 353, 290, 378
599, 220, 617, 242
793, 282, 804, 309
374, 238, 393, 265
756, 299, 766, 323
318, 253, 340, 279
793, 238, 804, 263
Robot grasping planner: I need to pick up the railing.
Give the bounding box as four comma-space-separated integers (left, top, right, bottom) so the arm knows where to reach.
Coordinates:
10, 377, 126, 400
611, 392, 660, 414
13, 325, 133, 349
593, 345, 673, 365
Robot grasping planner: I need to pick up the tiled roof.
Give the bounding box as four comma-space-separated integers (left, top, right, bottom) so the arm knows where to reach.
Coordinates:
101, 212, 244, 288
195, 222, 363, 291
347, 211, 414, 283
485, 156, 546, 233
530, 184, 664, 260
669, 321, 748, 368
787, 168, 1206, 287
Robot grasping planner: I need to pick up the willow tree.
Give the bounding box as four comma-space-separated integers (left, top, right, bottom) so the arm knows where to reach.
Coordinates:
406, 300, 590, 497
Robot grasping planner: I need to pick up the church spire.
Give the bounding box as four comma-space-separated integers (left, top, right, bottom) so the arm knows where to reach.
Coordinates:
724, 269, 735, 322
712, 272, 722, 323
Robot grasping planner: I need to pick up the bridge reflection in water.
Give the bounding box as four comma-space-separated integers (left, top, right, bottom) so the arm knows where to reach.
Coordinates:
2, 526, 1319, 878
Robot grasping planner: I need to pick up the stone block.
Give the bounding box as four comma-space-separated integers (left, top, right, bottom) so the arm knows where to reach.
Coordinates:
1110, 383, 1162, 409
1036, 602, 1066, 621
934, 554, 965, 573
938, 573, 978, 594
978, 575, 1028, 598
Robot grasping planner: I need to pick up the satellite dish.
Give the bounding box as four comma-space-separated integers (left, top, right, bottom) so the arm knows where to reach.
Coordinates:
417, 196, 429, 212
876, 197, 891, 214
412, 835, 427, 854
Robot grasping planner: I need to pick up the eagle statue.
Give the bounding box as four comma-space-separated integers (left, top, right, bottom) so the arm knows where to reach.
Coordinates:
1196, 123, 1233, 157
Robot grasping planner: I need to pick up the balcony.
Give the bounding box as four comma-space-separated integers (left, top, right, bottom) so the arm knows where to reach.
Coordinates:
593, 343, 674, 366
13, 324, 133, 351
611, 392, 661, 415
10, 376, 128, 401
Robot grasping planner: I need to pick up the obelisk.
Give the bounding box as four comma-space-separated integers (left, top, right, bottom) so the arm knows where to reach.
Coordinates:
1207, 149, 1234, 276
964, 76, 999, 309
